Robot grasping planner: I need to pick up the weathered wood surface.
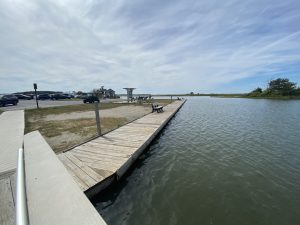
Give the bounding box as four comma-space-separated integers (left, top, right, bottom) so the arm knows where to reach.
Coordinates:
0, 174, 16, 225
0, 111, 24, 178
24, 131, 107, 225
59, 100, 186, 195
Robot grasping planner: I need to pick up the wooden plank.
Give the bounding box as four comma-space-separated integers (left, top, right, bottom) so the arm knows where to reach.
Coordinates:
104, 132, 153, 141
71, 155, 120, 173
77, 143, 136, 155
88, 139, 142, 148
73, 149, 129, 163
0, 177, 15, 225
64, 152, 105, 182
58, 154, 97, 189
70, 152, 122, 171
76, 147, 132, 158
96, 136, 145, 145
24, 131, 107, 225
127, 122, 160, 128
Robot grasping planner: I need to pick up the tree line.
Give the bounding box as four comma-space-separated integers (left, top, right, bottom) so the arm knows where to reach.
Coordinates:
247, 78, 300, 97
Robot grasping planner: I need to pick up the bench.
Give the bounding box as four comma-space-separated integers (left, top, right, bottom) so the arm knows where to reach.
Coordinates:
152, 103, 164, 113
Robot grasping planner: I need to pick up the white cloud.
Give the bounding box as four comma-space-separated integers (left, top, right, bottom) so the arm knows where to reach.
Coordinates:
0, 0, 300, 93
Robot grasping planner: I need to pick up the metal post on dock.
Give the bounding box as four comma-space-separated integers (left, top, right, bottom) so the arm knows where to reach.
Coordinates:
94, 101, 101, 135
16, 148, 29, 225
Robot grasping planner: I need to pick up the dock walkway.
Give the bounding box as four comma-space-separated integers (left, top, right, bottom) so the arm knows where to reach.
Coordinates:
24, 131, 107, 225
0, 110, 107, 225
59, 100, 186, 196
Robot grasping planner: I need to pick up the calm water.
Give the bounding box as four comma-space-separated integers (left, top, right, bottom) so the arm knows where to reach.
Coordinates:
92, 97, 300, 225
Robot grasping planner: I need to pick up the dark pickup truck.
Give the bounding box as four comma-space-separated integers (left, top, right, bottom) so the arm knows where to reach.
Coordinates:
83, 96, 99, 103
0, 95, 19, 107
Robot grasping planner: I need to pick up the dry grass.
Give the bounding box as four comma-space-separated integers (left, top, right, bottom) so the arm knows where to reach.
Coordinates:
24, 100, 175, 153
25, 116, 128, 153
25, 102, 122, 118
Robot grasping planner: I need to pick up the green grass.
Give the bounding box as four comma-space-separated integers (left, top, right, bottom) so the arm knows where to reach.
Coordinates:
0, 109, 3, 115
25, 116, 128, 153
25, 102, 122, 118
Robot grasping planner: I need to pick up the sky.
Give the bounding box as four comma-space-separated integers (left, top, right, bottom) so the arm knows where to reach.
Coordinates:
0, 0, 300, 94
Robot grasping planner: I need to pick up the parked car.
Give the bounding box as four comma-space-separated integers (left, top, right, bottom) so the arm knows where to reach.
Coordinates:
38, 94, 51, 100
0, 95, 18, 106
83, 96, 99, 103
14, 94, 32, 100
50, 93, 69, 100
27, 94, 35, 99
63, 94, 74, 99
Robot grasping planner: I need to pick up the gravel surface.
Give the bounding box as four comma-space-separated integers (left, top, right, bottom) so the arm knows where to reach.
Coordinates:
41, 105, 151, 122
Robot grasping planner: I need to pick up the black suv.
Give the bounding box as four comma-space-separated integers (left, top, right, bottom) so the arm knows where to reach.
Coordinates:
14, 94, 32, 100
0, 95, 19, 107
83, 96, 99, 103
38, 94, 51, 100
51, 94, 68, 100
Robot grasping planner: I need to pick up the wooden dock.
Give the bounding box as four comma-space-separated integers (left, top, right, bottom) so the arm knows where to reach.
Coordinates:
58, 100, 186, 197
0, 111, 107, 225
23, 131, 107, 225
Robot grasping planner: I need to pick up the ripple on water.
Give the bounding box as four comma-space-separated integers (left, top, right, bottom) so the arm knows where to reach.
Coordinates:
93, 97, 300, 225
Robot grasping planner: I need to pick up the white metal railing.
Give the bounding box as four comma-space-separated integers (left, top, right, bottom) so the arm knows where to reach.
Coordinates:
16, 148, 29, 225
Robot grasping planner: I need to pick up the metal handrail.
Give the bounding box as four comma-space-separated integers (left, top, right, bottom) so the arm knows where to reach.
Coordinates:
16, 148, 29, 225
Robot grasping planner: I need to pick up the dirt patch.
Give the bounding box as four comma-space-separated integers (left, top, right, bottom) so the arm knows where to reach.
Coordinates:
25, 105, 151, 153
42, 105, 151, 122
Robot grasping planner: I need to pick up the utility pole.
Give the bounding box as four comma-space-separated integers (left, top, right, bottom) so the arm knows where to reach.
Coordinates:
33, 83, 39, 109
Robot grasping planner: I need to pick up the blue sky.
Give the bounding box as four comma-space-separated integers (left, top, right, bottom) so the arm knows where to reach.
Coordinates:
0, 0, 300, 94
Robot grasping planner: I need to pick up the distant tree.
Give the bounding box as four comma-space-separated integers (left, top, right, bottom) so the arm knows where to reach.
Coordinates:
76, 91, 83, 95
266, 78, 297, 96
92, 89, 102, 98
247, 87, 263, 97
190, 92, 194, 95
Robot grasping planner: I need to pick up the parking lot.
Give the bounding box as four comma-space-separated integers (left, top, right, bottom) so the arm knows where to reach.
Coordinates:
0, 99, 124, 111
0, 100, 84, 111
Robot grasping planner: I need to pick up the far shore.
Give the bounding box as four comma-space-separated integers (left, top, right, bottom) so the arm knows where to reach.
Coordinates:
152, 94, 300, 100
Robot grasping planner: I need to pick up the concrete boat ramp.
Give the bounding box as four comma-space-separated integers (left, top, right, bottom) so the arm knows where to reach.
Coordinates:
0, 100, 185, 225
